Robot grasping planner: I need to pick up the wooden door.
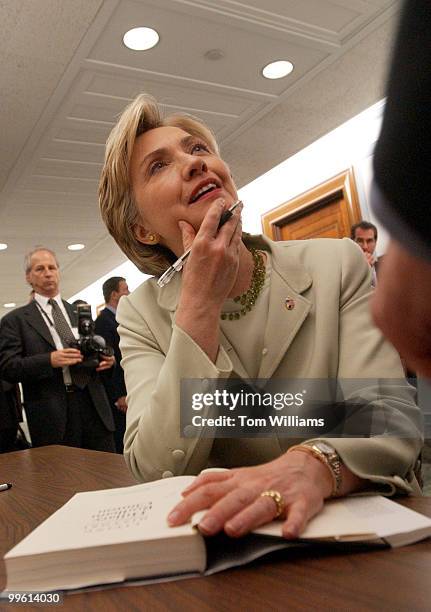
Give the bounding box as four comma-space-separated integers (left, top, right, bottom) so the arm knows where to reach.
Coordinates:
261, 169, 361, 241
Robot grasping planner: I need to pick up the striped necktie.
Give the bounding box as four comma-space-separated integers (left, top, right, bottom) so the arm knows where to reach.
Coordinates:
48, 299, 90, 389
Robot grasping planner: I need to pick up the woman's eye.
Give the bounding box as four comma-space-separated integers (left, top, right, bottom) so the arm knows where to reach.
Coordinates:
149, 161, 166, 174
192, 143, 210, 154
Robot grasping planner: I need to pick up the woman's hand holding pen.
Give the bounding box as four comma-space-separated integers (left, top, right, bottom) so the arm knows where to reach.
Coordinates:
175, 198, 243, 361
179, 198, 243, 306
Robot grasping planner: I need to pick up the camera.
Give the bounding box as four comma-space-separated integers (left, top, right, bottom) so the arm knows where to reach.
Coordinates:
71, 303, 114, 368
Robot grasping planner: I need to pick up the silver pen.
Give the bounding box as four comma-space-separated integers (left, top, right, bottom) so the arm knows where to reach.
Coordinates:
157, 200, 242, 288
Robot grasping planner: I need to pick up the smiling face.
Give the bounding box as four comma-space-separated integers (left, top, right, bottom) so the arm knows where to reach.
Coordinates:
129, 126, 237, 256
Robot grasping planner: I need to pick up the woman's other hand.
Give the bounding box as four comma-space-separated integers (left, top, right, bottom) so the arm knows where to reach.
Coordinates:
167, 451, 335, 539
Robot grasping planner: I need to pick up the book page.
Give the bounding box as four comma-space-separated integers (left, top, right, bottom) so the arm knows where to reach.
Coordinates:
254, 497, 374, 540
341, 495, 431, 539
193, 497, 373, 540
6, 476, 196, 558
254, 495, 431, 542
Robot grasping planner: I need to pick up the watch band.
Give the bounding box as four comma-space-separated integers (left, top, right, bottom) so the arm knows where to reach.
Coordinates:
288, 442, 343, 497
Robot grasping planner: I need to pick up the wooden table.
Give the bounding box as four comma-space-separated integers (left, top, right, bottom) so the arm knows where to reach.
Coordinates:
1, 446, 431, 611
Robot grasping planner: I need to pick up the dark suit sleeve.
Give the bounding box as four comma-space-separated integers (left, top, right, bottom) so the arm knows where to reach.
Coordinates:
0, 313, 53, 384
0, 379, 20, 431
94, 313, 117, 353
94, 311, 126, 402
373, 0, 431, 248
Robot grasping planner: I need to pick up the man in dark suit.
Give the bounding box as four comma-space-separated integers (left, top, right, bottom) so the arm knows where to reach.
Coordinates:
0, 247, 116, 450
95, 277, 129, 453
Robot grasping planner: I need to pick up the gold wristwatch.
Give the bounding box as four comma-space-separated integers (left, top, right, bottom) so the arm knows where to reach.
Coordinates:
295, 441, 343, 497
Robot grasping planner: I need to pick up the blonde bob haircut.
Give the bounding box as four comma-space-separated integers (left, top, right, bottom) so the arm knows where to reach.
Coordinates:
99, 93, 220, 276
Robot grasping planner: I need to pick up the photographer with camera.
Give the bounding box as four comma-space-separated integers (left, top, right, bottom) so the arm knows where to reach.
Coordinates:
0, 247, 116, 451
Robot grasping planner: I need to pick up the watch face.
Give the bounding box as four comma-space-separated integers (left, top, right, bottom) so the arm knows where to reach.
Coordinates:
315, 442, 334, 454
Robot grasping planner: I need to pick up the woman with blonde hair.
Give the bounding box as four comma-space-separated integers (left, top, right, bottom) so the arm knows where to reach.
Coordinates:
99, 93, 421, 539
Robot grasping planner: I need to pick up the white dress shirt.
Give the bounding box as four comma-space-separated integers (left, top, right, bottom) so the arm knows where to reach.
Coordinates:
34, 293, 77, 385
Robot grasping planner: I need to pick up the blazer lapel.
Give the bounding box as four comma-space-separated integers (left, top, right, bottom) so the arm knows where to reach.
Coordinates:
24, 302, 56, 348
257, 246, 312, 379
157, 273, 249, 377
218, 329, 250, 378
156, 238, 313, 380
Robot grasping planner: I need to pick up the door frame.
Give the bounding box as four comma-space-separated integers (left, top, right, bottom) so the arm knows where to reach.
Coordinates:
261, 168, 362, 240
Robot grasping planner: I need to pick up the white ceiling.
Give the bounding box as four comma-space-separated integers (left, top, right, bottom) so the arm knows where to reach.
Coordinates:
0, 0, 400, 316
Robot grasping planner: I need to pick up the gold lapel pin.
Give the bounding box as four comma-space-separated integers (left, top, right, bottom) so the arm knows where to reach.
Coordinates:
285, 297, 295, 310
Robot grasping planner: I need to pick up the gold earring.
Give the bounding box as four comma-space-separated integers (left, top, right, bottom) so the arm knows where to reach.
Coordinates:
148, 234, 158, 244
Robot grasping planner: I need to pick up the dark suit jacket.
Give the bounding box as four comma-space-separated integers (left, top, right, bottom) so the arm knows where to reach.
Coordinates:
0, 300, 114, 446
94, 307, 126, 404
0, 379, 20, 432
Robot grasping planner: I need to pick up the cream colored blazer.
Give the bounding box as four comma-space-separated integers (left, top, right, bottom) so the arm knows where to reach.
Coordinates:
117, 236, 422, 493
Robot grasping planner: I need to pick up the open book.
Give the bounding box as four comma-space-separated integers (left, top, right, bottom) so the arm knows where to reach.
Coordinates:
4, 475, 431, 592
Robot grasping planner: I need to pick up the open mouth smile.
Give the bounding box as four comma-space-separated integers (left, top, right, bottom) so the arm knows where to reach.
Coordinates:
189, 180, 221, 203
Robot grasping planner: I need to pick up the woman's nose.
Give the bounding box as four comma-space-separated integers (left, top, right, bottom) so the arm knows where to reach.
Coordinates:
182, 155, 207, 179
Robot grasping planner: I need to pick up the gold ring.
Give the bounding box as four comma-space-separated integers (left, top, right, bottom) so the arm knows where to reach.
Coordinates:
260, 490, 285, 518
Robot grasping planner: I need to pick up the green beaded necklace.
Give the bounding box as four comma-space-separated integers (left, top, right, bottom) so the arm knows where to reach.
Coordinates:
221, 248, 266, 320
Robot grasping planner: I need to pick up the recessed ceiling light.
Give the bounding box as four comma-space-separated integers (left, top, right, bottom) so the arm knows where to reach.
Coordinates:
0, 243, 8, 250
123, 27, 159, 51
262, 60, 294, 80
67, 243, 85, 251
3, 303, 16, 308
